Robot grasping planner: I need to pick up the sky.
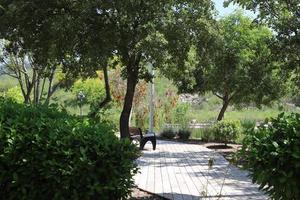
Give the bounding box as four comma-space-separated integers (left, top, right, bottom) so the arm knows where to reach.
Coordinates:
213, 0, 257, 18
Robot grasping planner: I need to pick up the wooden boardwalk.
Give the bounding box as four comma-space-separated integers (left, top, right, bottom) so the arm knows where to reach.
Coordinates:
134, 140, 269, 200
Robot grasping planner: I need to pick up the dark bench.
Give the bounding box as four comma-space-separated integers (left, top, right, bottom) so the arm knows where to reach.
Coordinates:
129, 127, 156, 150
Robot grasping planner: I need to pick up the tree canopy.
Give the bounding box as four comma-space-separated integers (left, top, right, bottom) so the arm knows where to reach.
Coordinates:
226, 0, 300, 88
165, 12, 285, 120
0, 0, 216, 138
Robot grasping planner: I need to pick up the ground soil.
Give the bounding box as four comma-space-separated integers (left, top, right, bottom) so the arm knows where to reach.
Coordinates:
130, 188, 167, 199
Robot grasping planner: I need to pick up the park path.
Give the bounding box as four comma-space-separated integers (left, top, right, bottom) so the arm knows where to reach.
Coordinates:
134, 140, 269, 200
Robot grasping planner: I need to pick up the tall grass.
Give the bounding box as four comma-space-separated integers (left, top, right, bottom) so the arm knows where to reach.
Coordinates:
191, 128, 216, 141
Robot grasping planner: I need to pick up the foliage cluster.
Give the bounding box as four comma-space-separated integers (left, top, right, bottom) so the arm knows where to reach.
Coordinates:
191, 127, 216, 142
0, 75, 18, 92
160, 128, 191, 140
72, 77, 105, 105
0, 86, 23, 103
238, 113, 300, 200
171, 103, 191, 127
177, 129, 192, 140
212, 120, 241, 146
191, 120, 244, 144
0, 0, 216, 138
240, 119, 256, 131
226, 0, 300, 91
160, 128, 176, 139
0, 98, 138, 200
154, 82, 179, 130
165, 11, 285, 121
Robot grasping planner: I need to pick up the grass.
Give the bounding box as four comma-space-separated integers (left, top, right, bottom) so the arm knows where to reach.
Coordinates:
188, 99, 299, 144
189, 107, 298, 122
188, 93, 298, 123
0, 75, 19, 92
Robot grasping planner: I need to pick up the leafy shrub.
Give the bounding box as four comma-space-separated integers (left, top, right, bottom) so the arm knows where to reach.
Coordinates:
212, 120, 241, 145
240, 119, 256, 131
177, 129, 192, 140
191, 127, 215, 141
239, 113, 300, 200
0, 86, 24, 103
72, 77, 105, 105
0, 98, 138, 200
160, 128, 176, 139
171, 103, 191, 126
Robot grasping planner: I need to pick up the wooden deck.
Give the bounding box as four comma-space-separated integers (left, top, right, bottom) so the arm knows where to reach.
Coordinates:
134, 140, 269, 200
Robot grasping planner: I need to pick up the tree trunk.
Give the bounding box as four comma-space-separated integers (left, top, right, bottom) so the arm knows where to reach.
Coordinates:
17, 77, 27, 103
89, 65, 112, 118
217, 96, 230, 121
34, 74, 41, 104
119, 65, 138, 139
24, 87, 32, 104
24, 70, 36, 104
40, 77, 47, 102
44, 67, 56, 105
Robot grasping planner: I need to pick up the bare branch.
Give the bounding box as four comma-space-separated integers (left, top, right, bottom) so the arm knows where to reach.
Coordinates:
0, 71, 19, 79
213, 92, 224, 99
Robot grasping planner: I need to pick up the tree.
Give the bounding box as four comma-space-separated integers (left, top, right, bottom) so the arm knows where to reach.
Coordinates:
0, 0, 215, 138
68, 6, 117, 118
225, 0, 300, 89
0, 0, 113, 109
0, 40, 65, 104
167, 12, 285, 121
77, 0, 215, 138
0, 0, 79, 104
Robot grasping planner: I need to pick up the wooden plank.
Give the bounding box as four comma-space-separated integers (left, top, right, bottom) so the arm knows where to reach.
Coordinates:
164, 141, 184, 200
183, 143, 220, 197
168, 143, 193, 200
179, 143, 212, 199
139, 152, 150, 190
146, 151, 155, 192
135, 140, 268, 200
154, 149, 164, 195
161, 144, 174, 199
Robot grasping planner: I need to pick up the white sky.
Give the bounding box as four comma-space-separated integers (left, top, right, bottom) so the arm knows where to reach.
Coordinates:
213, 0, 257, 18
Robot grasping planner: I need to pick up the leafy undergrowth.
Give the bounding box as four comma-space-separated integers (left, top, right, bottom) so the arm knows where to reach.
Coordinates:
238, 113, 300, 199
0, 98, 139, 200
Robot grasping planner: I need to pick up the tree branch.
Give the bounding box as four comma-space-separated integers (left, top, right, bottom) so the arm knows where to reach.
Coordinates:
89, 64, 112, 118
213, 92, 224, 100
0, 71, 18, 79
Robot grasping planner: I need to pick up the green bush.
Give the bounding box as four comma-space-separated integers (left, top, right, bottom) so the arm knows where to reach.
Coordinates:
171, 103, 191, 126
160, 128, 176, 139
177, 129, 191, 140
0, 86, 24, 103
212, 120, 241, 145
240, 119, 256, 131
0, 98, 138, 200
239, 113, 300, 200
191, 127, 215, 141
71, 78, 105, 105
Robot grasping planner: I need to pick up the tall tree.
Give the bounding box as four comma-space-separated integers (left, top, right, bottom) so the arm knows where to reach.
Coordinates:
0, 0, 79, 104
226, 0, 300, 88
167, 12, 285, 121
0, 0, 215, 138
74, 0, 215, 138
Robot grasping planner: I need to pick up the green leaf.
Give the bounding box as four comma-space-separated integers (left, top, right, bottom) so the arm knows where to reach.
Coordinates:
272, 141, 279, 148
